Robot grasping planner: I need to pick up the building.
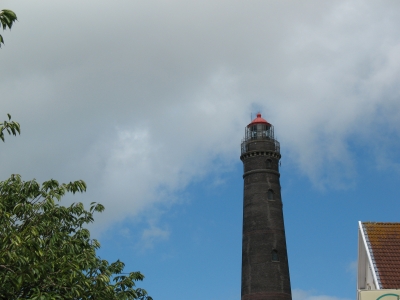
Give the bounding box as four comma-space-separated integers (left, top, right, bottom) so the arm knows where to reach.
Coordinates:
240, 113, 292, 300
357, 221, 400, 300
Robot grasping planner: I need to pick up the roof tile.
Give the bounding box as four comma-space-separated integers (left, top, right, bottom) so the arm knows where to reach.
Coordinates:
363, 222, 400, 289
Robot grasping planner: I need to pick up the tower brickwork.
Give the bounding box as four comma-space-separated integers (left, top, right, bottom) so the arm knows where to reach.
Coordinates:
240, 113, 292, 300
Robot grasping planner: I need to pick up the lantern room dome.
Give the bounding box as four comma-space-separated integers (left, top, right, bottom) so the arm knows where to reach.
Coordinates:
247, 113, 271, 127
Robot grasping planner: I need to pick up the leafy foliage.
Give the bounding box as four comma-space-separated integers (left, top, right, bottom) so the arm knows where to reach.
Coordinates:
0, 175, 152, 299
0, 114, 21, 142
0, 113, 152, 299
0, 9, 17, 46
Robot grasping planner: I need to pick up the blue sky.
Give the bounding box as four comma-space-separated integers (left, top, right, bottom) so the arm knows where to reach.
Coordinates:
1, 1, 400, 299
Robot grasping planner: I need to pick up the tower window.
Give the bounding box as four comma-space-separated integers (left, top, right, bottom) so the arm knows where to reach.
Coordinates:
272, 249, 279, 262
266, 159, 272, 168
267, 189, 274, 200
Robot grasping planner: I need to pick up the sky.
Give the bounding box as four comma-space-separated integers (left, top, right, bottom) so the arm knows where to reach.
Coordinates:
1, 0, 400, 299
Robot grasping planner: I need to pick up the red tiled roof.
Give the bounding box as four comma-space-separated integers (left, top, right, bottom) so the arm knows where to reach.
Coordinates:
363, 222, 400, 289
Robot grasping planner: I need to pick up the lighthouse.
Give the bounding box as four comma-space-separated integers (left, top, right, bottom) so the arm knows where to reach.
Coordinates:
240, 113, 292, 300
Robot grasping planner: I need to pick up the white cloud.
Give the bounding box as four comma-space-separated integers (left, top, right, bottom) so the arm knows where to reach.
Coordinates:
1, 0, 400, 228
293, 289, 352, 300
347, 260, 358, 277
140, 225, 170, 250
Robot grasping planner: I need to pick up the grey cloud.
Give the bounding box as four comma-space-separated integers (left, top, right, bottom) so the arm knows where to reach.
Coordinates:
1, 0, 400, 227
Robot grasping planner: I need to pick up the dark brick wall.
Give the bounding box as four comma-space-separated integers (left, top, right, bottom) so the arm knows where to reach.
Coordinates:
246, 140, 277, 152
241, 138, 292, 300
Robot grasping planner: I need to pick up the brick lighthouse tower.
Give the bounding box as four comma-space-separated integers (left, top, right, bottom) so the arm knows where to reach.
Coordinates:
240, 113, 292, 300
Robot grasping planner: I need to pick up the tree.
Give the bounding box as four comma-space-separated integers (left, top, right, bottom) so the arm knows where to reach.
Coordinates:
0, 9, 17, 47
0, 174, 152, 299
0, 114, 21, 142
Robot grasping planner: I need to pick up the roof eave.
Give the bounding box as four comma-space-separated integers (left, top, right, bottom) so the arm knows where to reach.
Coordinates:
359, 221, 381, 289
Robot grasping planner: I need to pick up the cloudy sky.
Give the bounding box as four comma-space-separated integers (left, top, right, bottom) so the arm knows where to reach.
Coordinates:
2, 0, 400, 299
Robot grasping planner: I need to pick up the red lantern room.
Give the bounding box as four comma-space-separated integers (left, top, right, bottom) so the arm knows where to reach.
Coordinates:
241, 113, 279, 154
246, 113, 273, 139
